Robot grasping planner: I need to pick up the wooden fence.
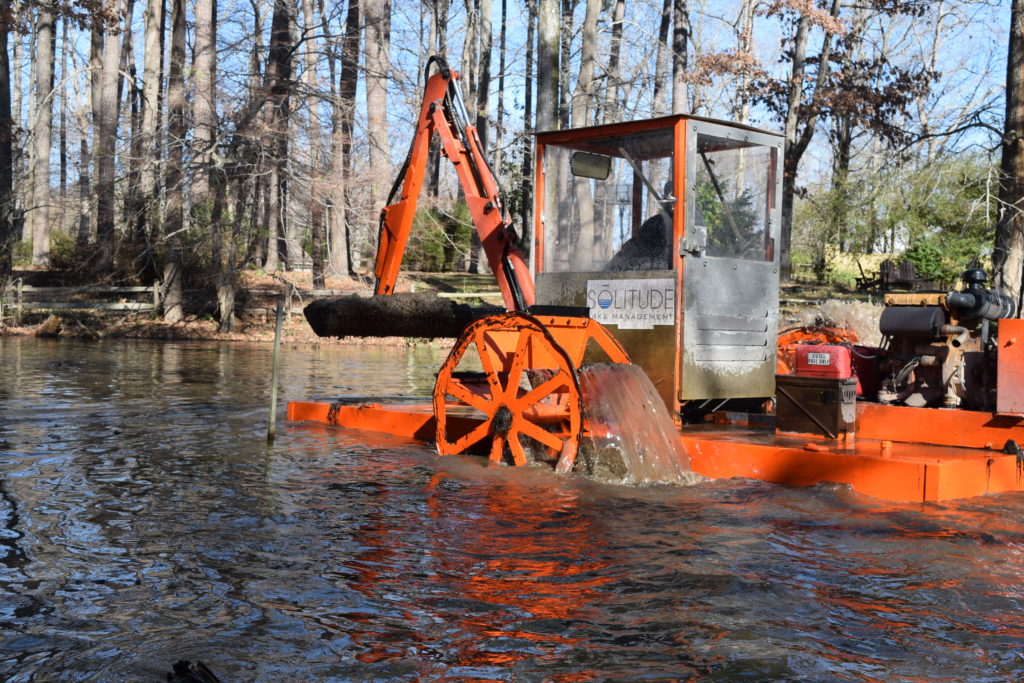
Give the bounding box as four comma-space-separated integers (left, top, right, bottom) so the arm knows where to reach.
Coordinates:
0, 280, 162, 325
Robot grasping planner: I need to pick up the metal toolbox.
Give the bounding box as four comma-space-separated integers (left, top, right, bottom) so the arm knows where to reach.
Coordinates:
775, 374, 857, 439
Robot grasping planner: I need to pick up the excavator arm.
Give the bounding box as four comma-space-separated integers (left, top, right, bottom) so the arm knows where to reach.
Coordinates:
373, 56, 535, 312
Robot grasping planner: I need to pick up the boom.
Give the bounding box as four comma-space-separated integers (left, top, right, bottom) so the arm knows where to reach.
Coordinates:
373, 56, 535, 311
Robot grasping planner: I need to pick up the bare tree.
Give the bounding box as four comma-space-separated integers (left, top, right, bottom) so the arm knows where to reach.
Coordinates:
995, 0, 1024, 314
193, 0, 216, 204
569, 0, 600, 269
138, 0, 164, 265
778, 0, 841, 280
599, 0, 624, 124
262, 0, 294, 271
536, 0, 559, 133
92, 7, 122, 275
0, 0, 14, 294
364, 0, 390, 267
671, 0, 688, 114
162, 0, 186, 320
29, 1, 55, 265
476, 0, 492, 149
327, 0, 359, 278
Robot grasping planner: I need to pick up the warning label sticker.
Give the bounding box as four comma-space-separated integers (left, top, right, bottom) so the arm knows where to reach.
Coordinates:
806, 352, 832, 366
586, 278, 675, 330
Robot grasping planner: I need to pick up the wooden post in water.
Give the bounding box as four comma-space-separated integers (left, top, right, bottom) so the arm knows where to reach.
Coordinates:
267, 295, 285, 443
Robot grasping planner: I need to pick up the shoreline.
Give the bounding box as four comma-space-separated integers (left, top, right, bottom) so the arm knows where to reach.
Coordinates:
0, 269, 486, 346
0, 314, 453, 347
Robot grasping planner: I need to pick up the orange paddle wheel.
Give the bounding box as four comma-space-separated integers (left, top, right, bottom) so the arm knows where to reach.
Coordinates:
433, 312, 629, 472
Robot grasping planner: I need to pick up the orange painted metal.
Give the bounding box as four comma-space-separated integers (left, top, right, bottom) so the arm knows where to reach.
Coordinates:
856, 402, 1024, 450
681, 426, 1024, 503
373, 61, 534, 311
433, 313, 584, 466
288, 397, 1024, 502
288, 400, 440, 440
432, 312, 629, 469
776, 326, 859, 375
997, 318, 1024, 416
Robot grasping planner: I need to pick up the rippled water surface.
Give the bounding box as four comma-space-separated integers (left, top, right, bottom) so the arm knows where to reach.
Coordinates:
1, 337, 1023, 681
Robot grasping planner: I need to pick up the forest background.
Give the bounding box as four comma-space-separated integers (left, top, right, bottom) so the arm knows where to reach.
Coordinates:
0, 0, 1022, 333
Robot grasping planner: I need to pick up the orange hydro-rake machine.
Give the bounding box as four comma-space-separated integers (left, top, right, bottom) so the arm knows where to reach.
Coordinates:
331, 55, 635, 467
290, 57, 1024, 504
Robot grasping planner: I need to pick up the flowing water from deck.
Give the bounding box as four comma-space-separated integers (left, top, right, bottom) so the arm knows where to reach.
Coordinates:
1, 337, 1023, 681
577, 363, 699, 486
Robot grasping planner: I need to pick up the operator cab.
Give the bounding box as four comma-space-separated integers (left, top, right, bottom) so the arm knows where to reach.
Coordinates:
533, 116, 783, 415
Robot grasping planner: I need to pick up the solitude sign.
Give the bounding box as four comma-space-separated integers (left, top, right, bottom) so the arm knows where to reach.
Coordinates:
586, 278, 675, 330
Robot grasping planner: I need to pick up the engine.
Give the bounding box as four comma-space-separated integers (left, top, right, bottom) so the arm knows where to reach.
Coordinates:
876, 268, 1014, 409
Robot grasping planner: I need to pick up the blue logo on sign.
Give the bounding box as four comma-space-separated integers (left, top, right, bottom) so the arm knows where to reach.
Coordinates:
598, 291, 612, 309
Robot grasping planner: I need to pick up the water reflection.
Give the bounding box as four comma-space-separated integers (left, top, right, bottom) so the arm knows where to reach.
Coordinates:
0, 337, 1022, 680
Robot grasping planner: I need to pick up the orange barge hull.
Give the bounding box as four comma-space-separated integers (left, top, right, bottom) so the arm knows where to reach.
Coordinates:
286, 400, 1024, 503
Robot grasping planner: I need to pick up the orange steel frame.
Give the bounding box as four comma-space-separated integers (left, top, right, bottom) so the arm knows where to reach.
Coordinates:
288, 396, 1024, 503
374, 59, 534, 311
288, 110, 1024, 504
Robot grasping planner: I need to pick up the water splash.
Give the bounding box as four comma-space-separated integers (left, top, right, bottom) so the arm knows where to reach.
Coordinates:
576, 363, 702, 486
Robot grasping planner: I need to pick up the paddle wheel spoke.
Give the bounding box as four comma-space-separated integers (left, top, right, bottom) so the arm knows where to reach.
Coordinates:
505, 329, 533, 399
519, 372, 569, 407
506, 432, 528, 466
474, 332, 503, 397
516, 417, 565, 452
448, 419, 493, 454
445, 378, 493, 414
489, 433, 507, 463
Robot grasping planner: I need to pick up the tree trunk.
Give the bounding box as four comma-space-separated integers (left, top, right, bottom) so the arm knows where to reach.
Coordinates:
671, 0, 688, 114
536, 0, 559, 133
162, 0, 187, 321
364, 0, 390, 268
426, 0, 448, 198
779, 13, 809, 281
653, 0, 671, 116
557, 0, 572, 129
77, 132, 91, 247
461, 0, 478, 125
780, 0, 839, 281
193, 0, 216, 206
995, 0, 1024, 315
327, 0, 359, 278
569, 0, 600, 270
92, 16, 121, 275
734, 0, 756, 124
476, 0, 492, 149
262, 0, 293, 271
0, 4, 14, 292
59, 16, 67, 209
493, 0, 506, 172
30, 2, 55, 265
303, 0, 325, 288
519, 0, 535, 244
601, 0, 624, 124
471, 0, 493, 274
139, 0, 164, 264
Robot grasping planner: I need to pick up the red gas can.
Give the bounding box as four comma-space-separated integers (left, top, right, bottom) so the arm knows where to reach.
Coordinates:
795, 344, 853, 379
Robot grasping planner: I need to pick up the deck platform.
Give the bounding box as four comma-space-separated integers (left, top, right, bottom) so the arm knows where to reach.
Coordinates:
286, 400, 1024, 503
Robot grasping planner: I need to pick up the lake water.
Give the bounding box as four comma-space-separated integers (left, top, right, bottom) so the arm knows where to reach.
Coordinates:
1, 337, 1023, 681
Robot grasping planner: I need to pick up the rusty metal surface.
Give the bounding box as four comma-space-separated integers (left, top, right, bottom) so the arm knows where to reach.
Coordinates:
997, 318, 1024, 416
883, 292, 947, 307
